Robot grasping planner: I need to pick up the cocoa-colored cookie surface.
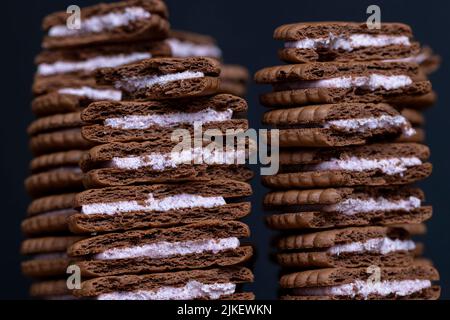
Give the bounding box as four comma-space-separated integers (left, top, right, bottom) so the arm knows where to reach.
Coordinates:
274, 22, 418, 63
263, 143, 431, 189
98, 57, 221, 100
255, 61, 432, 109
42, 0, 169, 49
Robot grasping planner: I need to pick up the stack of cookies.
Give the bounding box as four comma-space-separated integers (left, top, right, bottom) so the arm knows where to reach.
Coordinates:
256, 22, 441, 300
22, 0, 172, 300
23, 0, 254, 300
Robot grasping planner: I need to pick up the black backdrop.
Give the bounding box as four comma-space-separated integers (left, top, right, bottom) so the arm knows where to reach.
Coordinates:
1, 0, 449, 300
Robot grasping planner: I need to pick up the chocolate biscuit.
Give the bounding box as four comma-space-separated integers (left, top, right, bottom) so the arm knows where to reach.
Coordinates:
42, 0, 169, 49
255, 61, 432, 109
97, 57, 221, 100
263, 143, 431, 189
274, 22, 419, 63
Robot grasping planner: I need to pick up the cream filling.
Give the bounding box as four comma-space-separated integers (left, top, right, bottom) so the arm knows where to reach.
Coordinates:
383, 52, 429, 64
48, 7, 151, 37
293, 280, 431, 298
97, 281, 236, 300
58, 87, 122, 101
105, 108, 232, 129
324, 196, 421, 215
285, 34, 411, 51
325, 115, 416, 137
328, 237, 415, 255
81, 193, 226, 215
115, 71, 205, 92
38, 53, 152, 76
110, 147, 247, 170
167, 38, 222, 58
279, 74, 412, 91
95, 237, 240, 260
306, 156, 422, 176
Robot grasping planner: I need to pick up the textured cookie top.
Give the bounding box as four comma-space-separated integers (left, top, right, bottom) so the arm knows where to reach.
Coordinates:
280, 264, 439, 288
27, 193, 77, 216
169, 30, 217, 45
277, 226, 410, 250
27, 112, 83, 136
68, 220, 250, 256
255, 61, 421, 83
30, 150, 84, 173
274, 22, 412, 40
75, 179, 252, 206
36, 41, 170, 66
21, 236, 84, 255
81, 94, 246, 122
76, 267, 253, 297
264, 186, 424, 207
98, 57, 221, 84
263, 103, 399, 125
278, 143, 430, 165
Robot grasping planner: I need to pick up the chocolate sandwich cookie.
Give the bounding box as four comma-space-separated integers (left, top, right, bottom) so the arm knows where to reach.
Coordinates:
68, 221, 252, 277
275, 22, 419, 64
263, 103, 414, 147
167, 30, 222, 58
416, 46, 441, 75
263, 143, 431, 189
42, 0, 169, 49
265, 187, 431, 230
81, 94, 248, 143
97, 57, 221, 100
392, 223, 427, 236
36, 41, 170, 79
21, 236, 83, 278
80, 141, 253, 188
74, 267, 254, 300
255, 61, 433, 109
28, 112, 93, 156
396, 109, 425, 143
69, 179, 252, 233
219, 65, 250, 97
280, 264, 440, 300
30, 280, 74, 300
276, 226, 416, 268
25, 150, 84, 198
22, 193, 77, 236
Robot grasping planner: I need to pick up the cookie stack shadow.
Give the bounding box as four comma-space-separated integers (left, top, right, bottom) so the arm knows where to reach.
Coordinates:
22, 0, 254, 300
255, 22, 441, 300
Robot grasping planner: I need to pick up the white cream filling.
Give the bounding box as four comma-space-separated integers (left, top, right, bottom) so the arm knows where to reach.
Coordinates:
328, 237, 415, 255
38, 53, 152, 76
97, 281, 236, 300
293, 279, 431, 298
49, 7, 151, 37
383, 52, 429, 64
81, 193, 226, 215
282, 74, 412, 91
37, 208, 76, 217
95, 237, 240, 260
307, 156, 422, 176
47, 166, 83, 174
111, 147, 246, 170
105, 108, 232, 129
325, 115, 416, 137
116, 71, 205, 92
58, 86, 122, 101
285, 34, 411, 51
167, 38, 222, 58
324, 196, 421, 215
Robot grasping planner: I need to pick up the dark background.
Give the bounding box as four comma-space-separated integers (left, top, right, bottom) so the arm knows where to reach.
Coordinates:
1, 0, 448, 300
